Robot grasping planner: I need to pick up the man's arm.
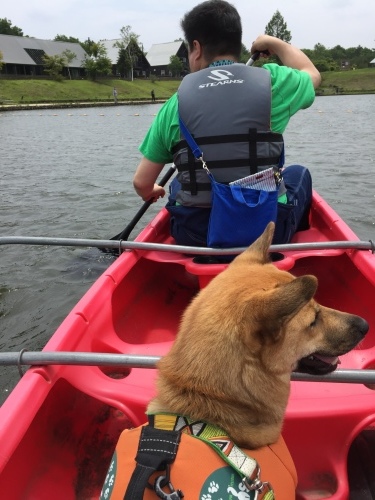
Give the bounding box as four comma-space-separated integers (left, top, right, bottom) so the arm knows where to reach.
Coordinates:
133, 157, 166, 202
251, 35, 321, 89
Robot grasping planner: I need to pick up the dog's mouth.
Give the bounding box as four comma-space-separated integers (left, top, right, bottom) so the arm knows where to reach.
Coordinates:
296, 353, 340, 375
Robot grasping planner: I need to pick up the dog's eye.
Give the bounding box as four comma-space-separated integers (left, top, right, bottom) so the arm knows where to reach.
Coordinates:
309, 311, 320, 328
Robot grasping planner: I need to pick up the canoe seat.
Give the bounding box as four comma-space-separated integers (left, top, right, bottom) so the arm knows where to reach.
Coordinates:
184, 253, 296, 288
284, 377, 375, 500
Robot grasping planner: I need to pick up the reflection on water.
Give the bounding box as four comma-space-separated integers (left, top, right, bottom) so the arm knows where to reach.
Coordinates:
1, 96, 375, 403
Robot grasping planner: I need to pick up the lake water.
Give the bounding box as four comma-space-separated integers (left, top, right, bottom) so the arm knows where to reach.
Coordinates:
1, 95, 375, 404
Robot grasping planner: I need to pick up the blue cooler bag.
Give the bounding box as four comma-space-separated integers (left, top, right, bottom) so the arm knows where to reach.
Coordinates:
207, 172, 278, 248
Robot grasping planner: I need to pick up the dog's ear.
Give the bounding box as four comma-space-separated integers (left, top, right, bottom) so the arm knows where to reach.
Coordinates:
231, 222, 275, 266
247, 275, 318, 339
270, 275, 318, 320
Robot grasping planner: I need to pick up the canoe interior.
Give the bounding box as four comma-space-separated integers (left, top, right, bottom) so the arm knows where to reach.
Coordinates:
1, 191, 375, 499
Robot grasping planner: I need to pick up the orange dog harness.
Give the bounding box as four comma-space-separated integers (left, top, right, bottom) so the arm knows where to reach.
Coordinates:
100, 414, 297, 500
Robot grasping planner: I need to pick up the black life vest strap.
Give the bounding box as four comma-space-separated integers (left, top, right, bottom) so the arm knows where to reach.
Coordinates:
180, 181, 212, 191
187, 144, 198, 195
174, 129, 283, 193
124, 425, 181, 500
248, 128, 258, 175
177, 156, 281, 173
171, 131, 283, 154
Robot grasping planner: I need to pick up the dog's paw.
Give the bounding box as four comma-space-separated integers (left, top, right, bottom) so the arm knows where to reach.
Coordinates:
208, 481, 219, 493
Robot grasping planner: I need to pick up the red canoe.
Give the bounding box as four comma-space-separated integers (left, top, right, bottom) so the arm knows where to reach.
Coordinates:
1, 191, 375, 499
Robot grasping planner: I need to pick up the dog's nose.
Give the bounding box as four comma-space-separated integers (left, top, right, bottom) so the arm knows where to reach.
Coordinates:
354, 316, 369, 337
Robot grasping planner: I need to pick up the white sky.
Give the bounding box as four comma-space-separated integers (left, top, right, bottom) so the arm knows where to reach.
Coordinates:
3, 0, 375, 51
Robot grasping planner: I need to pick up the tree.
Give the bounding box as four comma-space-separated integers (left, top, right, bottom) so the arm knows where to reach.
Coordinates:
116, 46, 129, 78
62, 49, 76, 80
115, 25, 141, 81
54, 35, 80, 44
265, 11, 291, 43
82, 42, 112, 80
81, 38, 96, 55
42, 54, 66, 81
0, 17, 24, 36
313, 43, 328, 59
168, 55, 183, 77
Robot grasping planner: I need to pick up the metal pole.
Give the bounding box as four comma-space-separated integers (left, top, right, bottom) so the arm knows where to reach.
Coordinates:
0, 236, 373, 256
1, 351, 375, 384
0, 351, 160, 369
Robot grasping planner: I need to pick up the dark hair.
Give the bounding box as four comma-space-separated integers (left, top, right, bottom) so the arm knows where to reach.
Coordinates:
181, 0, 242, 61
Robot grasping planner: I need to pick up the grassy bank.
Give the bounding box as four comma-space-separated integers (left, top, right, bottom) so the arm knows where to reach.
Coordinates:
318, 68, 375, 95
0, 78, 180, 104
0, 68, 374, 105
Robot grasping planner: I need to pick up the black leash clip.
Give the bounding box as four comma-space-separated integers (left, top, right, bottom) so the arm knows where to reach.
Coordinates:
154, 464, 184, 500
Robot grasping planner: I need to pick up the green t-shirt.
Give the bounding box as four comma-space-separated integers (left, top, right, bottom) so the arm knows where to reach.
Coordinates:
139, 63, 315, 164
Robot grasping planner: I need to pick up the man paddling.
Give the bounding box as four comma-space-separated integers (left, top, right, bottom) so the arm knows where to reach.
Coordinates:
133, 0, 321, 247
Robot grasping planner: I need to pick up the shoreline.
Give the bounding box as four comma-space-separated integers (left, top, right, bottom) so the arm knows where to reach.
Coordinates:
1, 91, 374, 112
0, 100, 166, 112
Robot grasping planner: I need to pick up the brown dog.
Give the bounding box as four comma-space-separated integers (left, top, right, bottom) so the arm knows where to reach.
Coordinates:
145, 222, 368, 496
104, 222, 368, 500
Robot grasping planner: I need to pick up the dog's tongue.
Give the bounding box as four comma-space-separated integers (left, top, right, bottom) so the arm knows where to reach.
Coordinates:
297, 354, 340, 375
314, 354, 339, 365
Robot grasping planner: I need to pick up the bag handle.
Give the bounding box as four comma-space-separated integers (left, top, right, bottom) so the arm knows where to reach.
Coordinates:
230, 184, 269, 206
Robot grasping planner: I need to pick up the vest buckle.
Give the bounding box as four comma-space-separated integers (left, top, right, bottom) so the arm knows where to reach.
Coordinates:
242, 463, 275, 499
154, 464, 184, 500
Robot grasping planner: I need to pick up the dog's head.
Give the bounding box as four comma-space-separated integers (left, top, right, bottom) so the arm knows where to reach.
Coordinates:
225, 222, 369, 376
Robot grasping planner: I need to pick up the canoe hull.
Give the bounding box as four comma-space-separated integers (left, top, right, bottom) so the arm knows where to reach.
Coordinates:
1, 191, 375, 499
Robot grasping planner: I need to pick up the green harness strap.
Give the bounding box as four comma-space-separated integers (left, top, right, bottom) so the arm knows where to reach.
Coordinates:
148, 413, 275, 500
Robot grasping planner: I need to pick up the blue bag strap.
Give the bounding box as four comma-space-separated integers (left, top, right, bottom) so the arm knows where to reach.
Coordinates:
179, 117, 203, 160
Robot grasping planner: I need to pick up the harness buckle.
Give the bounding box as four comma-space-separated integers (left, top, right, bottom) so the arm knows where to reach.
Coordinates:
154, 464, 184, 500
242, 463, 274, 499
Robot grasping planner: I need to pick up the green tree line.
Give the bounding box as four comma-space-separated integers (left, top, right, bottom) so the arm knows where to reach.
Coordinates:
1, 14, 374, 79
262, 11, 374, 70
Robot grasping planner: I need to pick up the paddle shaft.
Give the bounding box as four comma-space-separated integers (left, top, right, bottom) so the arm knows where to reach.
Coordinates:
246, 51, 260, 66
112, 164, 177, 242
1, 351, 375, 384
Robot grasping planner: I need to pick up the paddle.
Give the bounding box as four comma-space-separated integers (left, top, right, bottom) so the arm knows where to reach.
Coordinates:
246, 50, 269, 66
104, 164, 177, 254
246, 51, 260, 66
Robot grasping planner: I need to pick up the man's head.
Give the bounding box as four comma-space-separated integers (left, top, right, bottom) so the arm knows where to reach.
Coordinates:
181, 0, 242, 68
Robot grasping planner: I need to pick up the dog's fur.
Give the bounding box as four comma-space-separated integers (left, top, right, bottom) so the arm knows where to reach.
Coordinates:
148, 222, 368, 449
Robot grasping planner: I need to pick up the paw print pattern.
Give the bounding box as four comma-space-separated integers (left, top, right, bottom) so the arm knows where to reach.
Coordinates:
208, 481, 219, 493
201, 495, 212, 500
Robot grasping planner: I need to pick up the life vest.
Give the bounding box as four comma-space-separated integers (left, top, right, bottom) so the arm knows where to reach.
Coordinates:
172, 63, 285, 207
100, 414, 297, 500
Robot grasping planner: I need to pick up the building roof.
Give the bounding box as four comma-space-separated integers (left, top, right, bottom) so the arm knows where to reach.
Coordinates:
99, 39, 122, 64
370, 58, 375, 64
0, 34, 87, 66
146, 41, 185, 66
